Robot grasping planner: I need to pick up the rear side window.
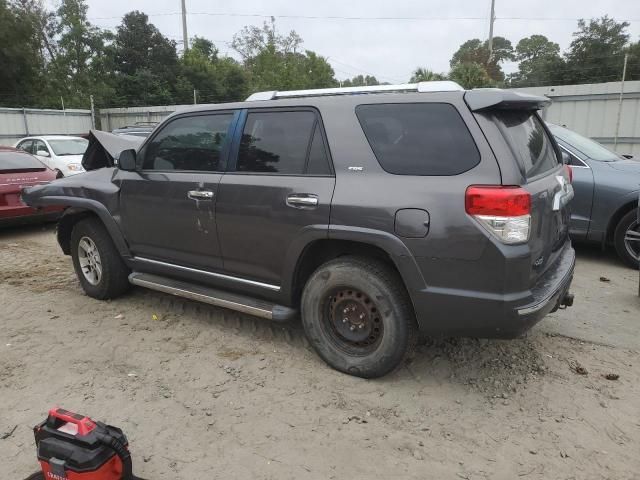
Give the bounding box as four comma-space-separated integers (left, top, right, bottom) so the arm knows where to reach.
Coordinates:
495, 111, 559, 179
356, 103, 480, 176
143, 114, 232, 171
237, 111, 322, 174
0, 152, 46, 170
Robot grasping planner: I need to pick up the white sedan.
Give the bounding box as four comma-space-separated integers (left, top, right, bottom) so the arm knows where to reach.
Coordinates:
15, 136, 88, 177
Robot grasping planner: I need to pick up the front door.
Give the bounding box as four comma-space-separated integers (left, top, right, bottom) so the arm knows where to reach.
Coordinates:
119, 112, 236, 271
216, 108, 335, 287
559, 145, 594, 238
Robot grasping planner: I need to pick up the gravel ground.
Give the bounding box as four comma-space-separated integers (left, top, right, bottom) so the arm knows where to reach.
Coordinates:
2, 224, 639, 480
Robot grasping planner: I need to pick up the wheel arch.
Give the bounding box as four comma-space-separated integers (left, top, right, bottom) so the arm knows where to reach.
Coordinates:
605, 198, 639, 244
53, 199, 130, 258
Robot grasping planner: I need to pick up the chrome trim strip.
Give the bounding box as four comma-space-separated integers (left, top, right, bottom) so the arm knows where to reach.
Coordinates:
133, 257, 281, 292
129, 275, 273, 319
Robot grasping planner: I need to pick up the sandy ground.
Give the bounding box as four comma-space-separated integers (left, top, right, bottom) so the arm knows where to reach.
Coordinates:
2, 224, 639, 480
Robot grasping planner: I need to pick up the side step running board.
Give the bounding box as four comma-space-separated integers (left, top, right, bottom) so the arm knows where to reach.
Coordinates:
128, 272, 297, 322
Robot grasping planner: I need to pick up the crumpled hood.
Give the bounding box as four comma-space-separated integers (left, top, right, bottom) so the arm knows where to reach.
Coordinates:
82, 129, 144, 171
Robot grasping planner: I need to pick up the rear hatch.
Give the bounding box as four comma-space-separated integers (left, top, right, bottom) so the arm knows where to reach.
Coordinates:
466, 91, 572, 283
0, 152, 52, 208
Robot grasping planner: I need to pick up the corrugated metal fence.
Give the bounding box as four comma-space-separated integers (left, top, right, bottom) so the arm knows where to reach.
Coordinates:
99, 105, 194, 132
0, 107, 93, 146
515, 80, 640, 157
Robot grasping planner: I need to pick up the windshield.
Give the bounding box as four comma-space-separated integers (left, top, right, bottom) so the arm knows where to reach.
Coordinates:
48, 138, 89, 156
0, 151, 46, 171
547, 124, 619, 162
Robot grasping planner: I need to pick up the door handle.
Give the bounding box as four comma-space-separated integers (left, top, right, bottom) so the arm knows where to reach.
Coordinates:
286, 194, 319, 209
188, 190, 214, 200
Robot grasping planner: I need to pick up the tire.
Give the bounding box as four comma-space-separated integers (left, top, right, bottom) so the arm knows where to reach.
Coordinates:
613, 210, 640, 269
301, 256, 417, 378
70, 217, 130, 299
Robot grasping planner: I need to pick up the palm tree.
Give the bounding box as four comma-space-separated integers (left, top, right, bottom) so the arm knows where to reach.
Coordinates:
410, 67, 448, 82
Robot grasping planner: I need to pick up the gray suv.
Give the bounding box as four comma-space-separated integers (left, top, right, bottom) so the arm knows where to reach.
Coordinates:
23, 82, 576, 378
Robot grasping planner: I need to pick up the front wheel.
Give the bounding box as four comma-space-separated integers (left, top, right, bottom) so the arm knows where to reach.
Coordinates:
614, 210, 640, 269
70, 218, 131, 299
301, 256, 417, 378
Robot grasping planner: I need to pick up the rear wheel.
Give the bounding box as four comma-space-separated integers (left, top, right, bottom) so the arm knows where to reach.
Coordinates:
70, 218, 130, 299
301, 256, 416, 378
614, 210, 640, 269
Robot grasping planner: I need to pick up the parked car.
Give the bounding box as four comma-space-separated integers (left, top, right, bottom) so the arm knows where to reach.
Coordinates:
15, 136, 89, 177
23, 83, 575, 378
0, 147, 63, 225
548, 123, 640, 268
112, 122, 157, 138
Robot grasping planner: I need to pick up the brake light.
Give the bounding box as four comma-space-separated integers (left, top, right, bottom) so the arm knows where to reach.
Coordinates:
465, 186, 531, 244
564, 164, 573, 183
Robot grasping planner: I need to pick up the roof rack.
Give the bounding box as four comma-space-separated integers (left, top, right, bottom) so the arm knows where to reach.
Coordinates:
246, 81, 464, 101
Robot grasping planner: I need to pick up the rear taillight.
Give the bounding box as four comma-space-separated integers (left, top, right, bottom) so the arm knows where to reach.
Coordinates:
465, 186, 531, 244
564, 165, 573, 183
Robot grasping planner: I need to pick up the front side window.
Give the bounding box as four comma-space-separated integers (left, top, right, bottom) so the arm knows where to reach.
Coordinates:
17, 140, 33, 154
33, 140, 50, 156
548, 123, 619, 162
495, 112, 559, 179
356, 103, 481, 176
143, 114, 233, 171
237, 111, 319, 174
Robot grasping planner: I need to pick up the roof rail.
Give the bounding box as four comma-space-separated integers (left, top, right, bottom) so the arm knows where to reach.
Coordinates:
245, 81, 464, 101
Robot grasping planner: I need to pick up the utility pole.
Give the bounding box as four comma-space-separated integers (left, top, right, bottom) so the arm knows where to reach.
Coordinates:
193, 89, 197, 104
90, 95, 96, 130
488, 0, 496, 61
614, 53, 629, 150
181, 0, 189, 51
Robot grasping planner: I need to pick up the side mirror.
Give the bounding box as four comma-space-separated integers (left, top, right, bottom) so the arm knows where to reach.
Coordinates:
37, 150, 50, 157
561, 151, 571, 165
118, 149, 137, 171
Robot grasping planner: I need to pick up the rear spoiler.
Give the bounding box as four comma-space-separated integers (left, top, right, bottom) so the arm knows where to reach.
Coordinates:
464, 89, 551, 112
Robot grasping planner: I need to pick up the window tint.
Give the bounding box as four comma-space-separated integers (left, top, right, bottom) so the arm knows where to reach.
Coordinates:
237, 111, 316, 174
495, 112, 559, 179
0, 152, 46, 171
306, 123, 331, 175
143, 114, 232, 171
356, 103, 480, 176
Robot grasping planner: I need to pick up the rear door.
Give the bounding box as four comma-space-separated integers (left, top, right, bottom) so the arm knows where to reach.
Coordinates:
216, 108, 335, 287
492, 111, 572, 281
119, 111, 236, 271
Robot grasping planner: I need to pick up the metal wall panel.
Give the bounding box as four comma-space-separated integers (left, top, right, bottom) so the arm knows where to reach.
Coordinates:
515, 81, 640, 157
98, 105, 194, 131
0, 107, 92, 146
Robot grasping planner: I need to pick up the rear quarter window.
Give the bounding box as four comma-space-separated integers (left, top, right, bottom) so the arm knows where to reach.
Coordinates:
355, 103, 480, 176
495, 111, 559, 179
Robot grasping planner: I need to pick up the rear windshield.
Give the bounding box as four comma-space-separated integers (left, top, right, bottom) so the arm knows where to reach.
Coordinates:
495, 111, 559, 179
547, 123, 619, 162
356, 103, 480, 176
48, 138, 88, 156
0, 151, 46, 171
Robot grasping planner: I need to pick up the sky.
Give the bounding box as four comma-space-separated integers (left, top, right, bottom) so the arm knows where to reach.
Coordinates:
62, 0, 640, 83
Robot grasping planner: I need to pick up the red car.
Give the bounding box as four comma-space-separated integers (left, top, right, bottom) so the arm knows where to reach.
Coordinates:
0, 147, 64, 225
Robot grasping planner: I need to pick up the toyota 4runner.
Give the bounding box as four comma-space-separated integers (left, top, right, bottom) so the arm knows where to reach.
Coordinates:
23, 81, 575, 378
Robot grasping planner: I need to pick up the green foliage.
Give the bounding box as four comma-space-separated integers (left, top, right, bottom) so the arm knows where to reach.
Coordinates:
231, 17, 336, 92
410, 68, 447, 82
449, 62, 493, 89
507, 35, 565, 87
450, 36, 514, 82
341, 75, 380, 87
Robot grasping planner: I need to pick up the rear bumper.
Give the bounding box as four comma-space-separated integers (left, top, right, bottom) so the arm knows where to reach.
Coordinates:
411, 243, 575, 338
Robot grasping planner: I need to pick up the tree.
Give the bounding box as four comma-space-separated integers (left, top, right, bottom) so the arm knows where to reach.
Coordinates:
564, 16, 630, 84
449, 62, 493, 89
109, 11, 181, 105
0, 0, 45, 106
232, 17, 337, 92
508, 35, 565, 87
410, 68, 447, 82
626, 41, 640, 81
180, 35, 248, 103
341, 75, 380, 87
450, 37, 514, 82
